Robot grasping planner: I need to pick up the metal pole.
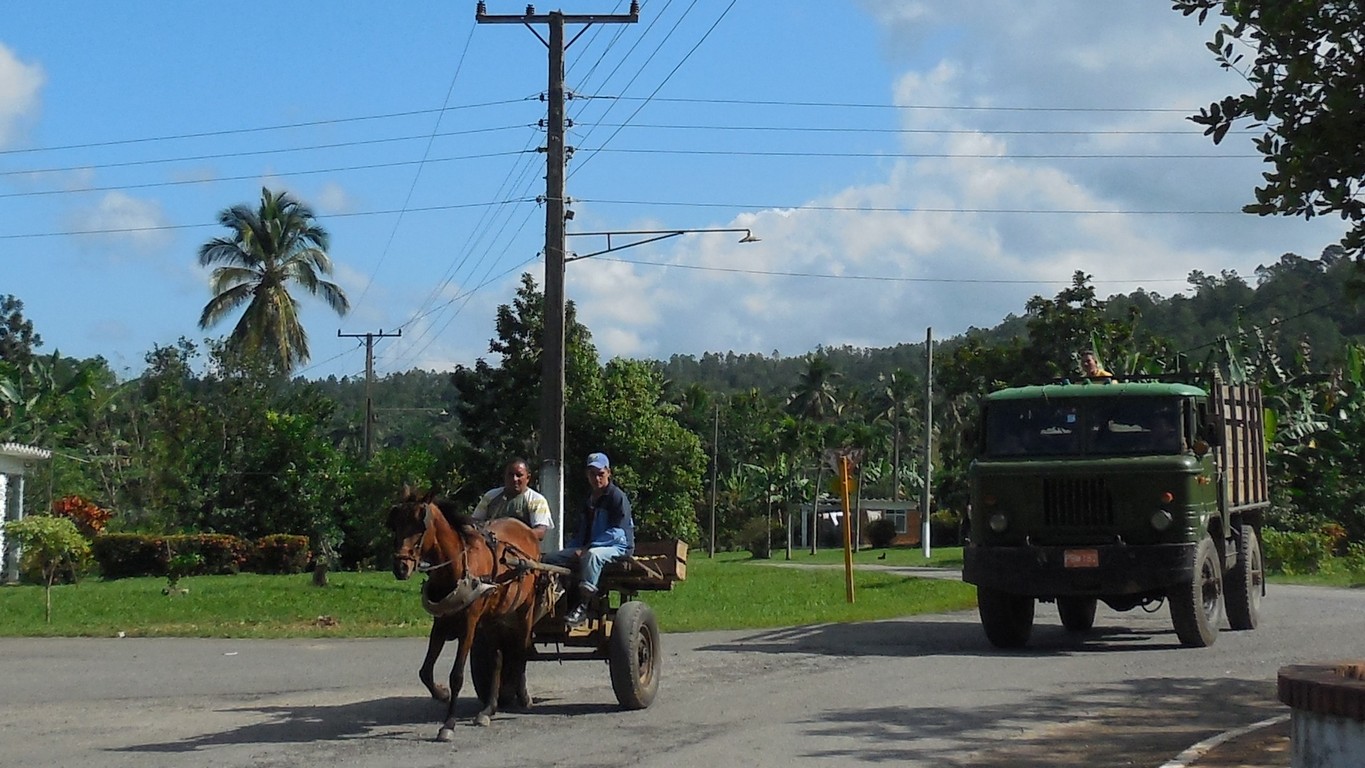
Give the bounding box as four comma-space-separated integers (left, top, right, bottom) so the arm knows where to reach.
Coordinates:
709, 401, 718, 557
922, 327, 934, 558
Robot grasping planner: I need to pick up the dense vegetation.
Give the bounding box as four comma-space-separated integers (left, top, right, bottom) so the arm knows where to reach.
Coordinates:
3, 243, 1363, 579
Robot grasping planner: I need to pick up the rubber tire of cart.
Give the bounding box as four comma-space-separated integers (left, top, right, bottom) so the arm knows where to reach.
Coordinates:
609, 600, 660, 709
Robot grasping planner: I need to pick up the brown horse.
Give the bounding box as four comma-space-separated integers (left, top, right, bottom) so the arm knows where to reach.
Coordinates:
386, 486, 541, 738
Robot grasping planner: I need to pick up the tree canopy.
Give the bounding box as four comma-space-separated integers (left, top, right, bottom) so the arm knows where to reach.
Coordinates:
1175, 0, 1365, 262
197, 187, 350, 372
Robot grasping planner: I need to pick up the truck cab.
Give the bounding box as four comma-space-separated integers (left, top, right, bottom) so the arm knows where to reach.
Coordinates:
963, 376, 1267, 648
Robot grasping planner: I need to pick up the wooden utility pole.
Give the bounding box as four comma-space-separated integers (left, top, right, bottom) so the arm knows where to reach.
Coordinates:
476, 2, 639, 549
337, 329, 402, 460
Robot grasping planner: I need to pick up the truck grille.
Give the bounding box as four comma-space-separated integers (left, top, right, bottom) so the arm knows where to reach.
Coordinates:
1042, 477, 1114, 527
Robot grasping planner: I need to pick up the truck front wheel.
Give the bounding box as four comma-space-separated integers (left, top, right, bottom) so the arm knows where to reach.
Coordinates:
977, 587, 1034, 648
1057, 597, 1098, 632
1225, 524, 1263, 631
1169, 535, 1223, 647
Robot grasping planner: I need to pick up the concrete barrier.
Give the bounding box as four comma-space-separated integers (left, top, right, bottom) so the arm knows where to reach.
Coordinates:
1278, 661, 1365, 768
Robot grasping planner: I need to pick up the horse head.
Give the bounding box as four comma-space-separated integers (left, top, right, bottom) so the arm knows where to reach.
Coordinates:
386, 485, 443, 580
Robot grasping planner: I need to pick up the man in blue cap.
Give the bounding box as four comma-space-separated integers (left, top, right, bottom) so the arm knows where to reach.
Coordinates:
544, 451, 635, 627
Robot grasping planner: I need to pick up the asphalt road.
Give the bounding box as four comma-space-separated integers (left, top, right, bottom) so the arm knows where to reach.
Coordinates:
1, 581, 1361, 768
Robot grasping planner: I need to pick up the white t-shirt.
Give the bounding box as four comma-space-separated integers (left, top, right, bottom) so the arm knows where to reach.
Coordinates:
472, 486, 553, 532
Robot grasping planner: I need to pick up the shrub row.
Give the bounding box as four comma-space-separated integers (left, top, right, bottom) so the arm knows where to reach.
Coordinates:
92, 533, 311, 579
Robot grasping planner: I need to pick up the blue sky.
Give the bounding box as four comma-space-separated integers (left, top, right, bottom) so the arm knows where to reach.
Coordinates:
1, 2, 1349, 381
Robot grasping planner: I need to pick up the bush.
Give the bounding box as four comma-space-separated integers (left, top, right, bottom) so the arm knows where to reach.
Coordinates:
175, 534, 249, 575
738, 516, 785, 559
930, 509, 964, 546
865, 518, 898, 548
92, 532, 250, 578
249, 534, 311, 574
1261, 528, 1334, 575
92, 533, 166, 579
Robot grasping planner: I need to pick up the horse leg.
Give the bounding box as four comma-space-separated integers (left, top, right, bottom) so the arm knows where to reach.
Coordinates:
419, 620, 450, 702
512, 597, 536, 709
475, 638, 503, 727
437, 609, 481, 741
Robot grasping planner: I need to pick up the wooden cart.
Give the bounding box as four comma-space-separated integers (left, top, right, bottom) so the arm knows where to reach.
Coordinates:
476, 539, 687, 710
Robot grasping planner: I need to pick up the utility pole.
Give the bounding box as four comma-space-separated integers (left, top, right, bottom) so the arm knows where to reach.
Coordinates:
338, 329, 402, 460
476, 2, 639, 549
922, 327, 934, 558
709, 401, 719, 558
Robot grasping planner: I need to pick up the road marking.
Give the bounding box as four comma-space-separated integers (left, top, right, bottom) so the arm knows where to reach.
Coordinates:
1158, 713, 1290, 768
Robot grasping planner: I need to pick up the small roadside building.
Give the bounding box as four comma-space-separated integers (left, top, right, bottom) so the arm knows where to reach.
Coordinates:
0, 442, 52, 583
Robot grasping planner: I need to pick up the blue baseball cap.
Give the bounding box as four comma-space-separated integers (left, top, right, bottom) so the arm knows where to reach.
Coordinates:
586, 452, 610, 469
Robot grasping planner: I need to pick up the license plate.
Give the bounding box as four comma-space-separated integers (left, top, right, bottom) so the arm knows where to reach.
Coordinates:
1064, 549, 1099, 568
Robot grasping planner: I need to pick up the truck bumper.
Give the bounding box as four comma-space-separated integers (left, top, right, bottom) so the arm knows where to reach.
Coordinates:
963, 542, 1197, 597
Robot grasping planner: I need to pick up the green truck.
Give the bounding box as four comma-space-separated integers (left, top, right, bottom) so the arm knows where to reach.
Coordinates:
962, 374, 1269, 648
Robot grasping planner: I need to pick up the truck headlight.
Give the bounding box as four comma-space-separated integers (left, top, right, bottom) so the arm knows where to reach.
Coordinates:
1150, 509, 1173, 531
988, 512, 1009, 533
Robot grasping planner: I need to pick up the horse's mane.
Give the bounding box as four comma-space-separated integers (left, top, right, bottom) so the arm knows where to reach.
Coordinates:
432, 495, 477, 531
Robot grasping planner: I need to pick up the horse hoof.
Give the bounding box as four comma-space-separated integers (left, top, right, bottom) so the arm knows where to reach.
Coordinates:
474, 714, 491, 727
437, 727, 456, 742
432, 686, 451, 703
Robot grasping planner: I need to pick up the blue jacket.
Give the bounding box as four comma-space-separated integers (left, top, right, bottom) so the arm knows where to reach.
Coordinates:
571, 483, 635, 555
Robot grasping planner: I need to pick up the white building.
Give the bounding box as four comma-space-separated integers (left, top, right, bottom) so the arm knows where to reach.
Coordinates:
1, 442, 52, 583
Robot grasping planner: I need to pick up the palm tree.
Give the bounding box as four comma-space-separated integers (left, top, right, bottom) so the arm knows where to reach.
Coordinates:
786, 354, 841, 421
197, 188, 349, 372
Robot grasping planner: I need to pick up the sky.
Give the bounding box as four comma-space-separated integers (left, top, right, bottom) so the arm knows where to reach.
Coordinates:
0, 1, 1350, 381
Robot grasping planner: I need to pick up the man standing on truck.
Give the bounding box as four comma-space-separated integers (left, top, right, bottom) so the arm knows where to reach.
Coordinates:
1079, 349, 1113, 378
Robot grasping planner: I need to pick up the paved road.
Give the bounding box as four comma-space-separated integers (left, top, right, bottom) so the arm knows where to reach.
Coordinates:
1, 581, 1360, 768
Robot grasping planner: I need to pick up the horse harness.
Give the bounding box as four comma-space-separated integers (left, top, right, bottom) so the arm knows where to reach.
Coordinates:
411, 502, 538, 618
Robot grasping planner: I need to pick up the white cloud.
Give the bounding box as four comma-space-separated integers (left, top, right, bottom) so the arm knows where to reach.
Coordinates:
566, 2, 1347, 361
0, 42, 43, 148
65, 192, 174, 254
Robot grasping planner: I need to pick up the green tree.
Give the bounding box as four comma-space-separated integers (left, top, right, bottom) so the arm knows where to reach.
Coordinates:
0, 294, 42, 368
3, 516, 89, 622
197, 187, 350, 372
451, 272, 603, 483
786, 354, 842, 420
1175, 0, 1365, 261
583, 359, 706, 542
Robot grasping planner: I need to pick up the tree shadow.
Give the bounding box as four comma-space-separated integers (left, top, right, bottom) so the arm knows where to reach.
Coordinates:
795, 676, 1283, 767
697, 618, 1184, 658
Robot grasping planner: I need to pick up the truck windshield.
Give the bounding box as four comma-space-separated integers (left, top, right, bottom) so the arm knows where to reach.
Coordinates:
984, 397, 1185, 457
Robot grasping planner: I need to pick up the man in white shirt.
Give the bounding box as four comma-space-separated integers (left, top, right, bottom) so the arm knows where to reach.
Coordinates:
471, 457, 553, 542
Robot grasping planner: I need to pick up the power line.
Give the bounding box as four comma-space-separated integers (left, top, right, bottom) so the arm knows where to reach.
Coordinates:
600, 95, 1200, 113
0, 150, 534, 200
592, 255, 1192, 285
0, 198, 538, 240
574, 198, 1249, 215
0, 99, 537, 156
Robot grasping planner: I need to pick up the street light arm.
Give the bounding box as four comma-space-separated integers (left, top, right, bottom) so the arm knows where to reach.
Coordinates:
565, 228, 758, 262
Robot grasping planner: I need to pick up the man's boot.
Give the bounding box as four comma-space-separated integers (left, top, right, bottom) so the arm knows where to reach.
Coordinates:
564, 583, 595, 627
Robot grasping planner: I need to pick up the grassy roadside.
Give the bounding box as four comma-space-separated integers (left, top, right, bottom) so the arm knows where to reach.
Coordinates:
0, 548, 975, 639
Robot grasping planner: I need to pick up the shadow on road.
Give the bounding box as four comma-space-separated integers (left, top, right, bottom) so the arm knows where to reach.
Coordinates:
698, 618, 1186, 658
107, 693, 616, 753
800, 676, 1282, 767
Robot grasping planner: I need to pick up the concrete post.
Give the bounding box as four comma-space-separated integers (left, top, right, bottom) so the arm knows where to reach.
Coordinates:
1279, 661, 1365, 767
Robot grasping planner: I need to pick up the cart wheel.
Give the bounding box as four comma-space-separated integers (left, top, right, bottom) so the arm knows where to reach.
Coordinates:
609, 600, 660, 709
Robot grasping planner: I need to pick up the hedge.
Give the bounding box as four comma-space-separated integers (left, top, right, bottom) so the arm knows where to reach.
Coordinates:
91, 532, 298, 579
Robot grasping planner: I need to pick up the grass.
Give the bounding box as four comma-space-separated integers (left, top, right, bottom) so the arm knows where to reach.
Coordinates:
0, 547, 975, 638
